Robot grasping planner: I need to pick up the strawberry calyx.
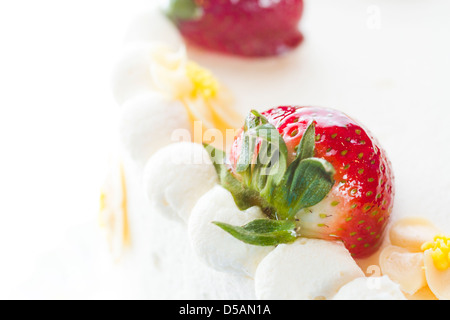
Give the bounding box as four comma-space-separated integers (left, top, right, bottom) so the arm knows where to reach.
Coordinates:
163, 0, 202, 22
204, 110, 335, 246
212, 219, 298, 247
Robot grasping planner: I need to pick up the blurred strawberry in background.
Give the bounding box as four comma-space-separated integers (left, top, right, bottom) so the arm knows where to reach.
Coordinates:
164, 0, 304, 57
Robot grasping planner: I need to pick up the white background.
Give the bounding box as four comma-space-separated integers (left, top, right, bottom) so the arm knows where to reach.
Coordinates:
0, 0, 449, 299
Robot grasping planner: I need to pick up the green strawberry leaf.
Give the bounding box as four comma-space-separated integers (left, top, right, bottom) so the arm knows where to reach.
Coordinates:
236, 111, 288, 195
273, 157, 335, 220
212, 219, 297, 246
253, 123, 288, 184
203, 143, 273, 213
295, 121, 316, 161
236, 110, 269, 174
235, 133, 255, 174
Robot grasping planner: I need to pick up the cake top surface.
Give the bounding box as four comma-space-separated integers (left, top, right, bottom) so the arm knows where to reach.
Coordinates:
4, 0, 450, 300
104, 1, 450, 300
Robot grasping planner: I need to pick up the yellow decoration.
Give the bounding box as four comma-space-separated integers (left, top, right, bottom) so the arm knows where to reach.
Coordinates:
99, 163, 131, 256
119, 164, 131, 247
422, 235, 450, 271
181, 61, 242, 148
186, 62, 219, 100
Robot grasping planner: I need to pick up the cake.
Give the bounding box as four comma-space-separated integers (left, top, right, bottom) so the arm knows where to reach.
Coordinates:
100, 1, 450, 300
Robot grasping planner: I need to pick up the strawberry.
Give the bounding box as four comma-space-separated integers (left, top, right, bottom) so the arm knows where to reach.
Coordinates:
207, 106, 394, 258
163, 0, 304, 57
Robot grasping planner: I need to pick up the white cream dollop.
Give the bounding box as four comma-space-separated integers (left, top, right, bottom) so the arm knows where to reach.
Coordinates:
332, 276, 407, 300
143, 142, 219, 223
119, 93, 191, 166
188, 185, 274, 277
254, 238, 364, 300
112, 43, 191, 106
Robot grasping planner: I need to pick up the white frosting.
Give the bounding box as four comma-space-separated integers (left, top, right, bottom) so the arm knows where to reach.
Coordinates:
188, 185, 274, 277
332, 276, 406, 300
119, 93, 191, 166
123, 8, 183, 50
254, 238, 364, 300
112, 43, 190, 106
143, 142, 219, 222
121, 156, 257, 299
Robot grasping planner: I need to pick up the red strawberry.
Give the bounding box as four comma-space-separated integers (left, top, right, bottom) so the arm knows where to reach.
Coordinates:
164, 0, 304, 57
225, 106, 395, 258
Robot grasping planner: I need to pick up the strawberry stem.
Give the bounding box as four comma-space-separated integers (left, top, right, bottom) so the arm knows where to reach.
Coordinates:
163, 0, 201, 22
